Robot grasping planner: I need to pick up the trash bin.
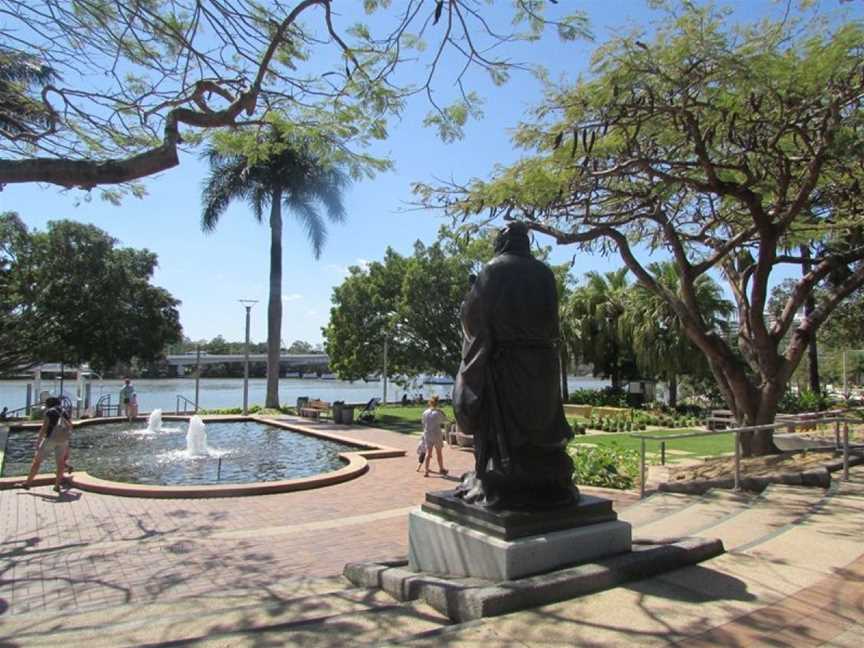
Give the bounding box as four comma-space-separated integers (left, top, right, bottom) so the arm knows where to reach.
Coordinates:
341, 406, 355, 425
332, 401, 345, 423
297, 396, 309, 411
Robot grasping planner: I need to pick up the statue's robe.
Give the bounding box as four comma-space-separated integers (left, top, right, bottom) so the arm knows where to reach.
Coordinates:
453, 246, 575, 509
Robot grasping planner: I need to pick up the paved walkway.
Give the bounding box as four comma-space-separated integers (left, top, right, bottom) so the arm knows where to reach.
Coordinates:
0, 418, 635, 618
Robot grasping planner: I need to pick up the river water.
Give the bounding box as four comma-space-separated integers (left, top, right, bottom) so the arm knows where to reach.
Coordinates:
0, 376, 608, 413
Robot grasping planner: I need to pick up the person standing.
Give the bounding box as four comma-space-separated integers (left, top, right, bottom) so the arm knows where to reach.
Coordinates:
19, 397, 72, 493
119, 378, 136, 421
129, 391, 139, 420
421, 395, 448, 477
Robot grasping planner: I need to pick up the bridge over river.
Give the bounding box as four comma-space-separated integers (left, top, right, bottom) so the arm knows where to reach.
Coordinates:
165, 353, 330, 376
30, 353, 331, 378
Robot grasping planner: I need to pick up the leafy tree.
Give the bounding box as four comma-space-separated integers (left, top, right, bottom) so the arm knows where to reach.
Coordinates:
397, 240, 471, 377
287, 340, 314, 354
620, 262, 732, 407
419, 5, 864, 455
0, 213, 47, 373
205, 336, 232, 355
1, 216, 181, 373
0, 1, 588, 194
201, 135, 349, 407
324, 248, 409, 382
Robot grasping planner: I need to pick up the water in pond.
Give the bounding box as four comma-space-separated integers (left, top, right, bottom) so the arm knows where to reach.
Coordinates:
1, 420, 358, 485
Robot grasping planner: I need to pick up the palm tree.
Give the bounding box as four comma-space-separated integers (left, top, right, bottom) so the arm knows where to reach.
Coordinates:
620, 262, 731, 407
566, 268, 633, 388
0, 49, 56, 140
201, 138, 349, 408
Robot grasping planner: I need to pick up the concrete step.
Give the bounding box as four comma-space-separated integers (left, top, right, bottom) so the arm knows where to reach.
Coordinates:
2, 581, 448, 647
633, 489, 755, 540
692, 484, 827, 551
617, 491, 696, 529
734, 482, 864, 573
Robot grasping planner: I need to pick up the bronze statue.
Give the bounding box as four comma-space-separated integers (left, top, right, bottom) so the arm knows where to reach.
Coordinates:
453, 222, 576, 510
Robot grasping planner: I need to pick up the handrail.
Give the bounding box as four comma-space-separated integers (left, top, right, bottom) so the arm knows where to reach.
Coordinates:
94, 394, 119, 417
176, 394, 197, 414
631, 414, 861, 498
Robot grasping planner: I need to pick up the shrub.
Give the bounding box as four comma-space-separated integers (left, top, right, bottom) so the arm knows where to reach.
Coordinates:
778, 389, 834, 414
568, 387, 628, 407
568, 443, 639, 490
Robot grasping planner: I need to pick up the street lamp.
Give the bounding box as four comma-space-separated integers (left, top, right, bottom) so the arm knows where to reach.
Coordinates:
239, 299, 258, 414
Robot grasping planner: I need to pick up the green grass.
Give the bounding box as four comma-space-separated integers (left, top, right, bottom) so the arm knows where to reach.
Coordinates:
365, 406, 734, 457
360, 404, 454, 435
571, 427, 735, 459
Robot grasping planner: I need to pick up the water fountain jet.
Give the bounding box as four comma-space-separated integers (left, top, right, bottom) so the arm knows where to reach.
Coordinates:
186, 415, 208, 456
147, 409, 163, 433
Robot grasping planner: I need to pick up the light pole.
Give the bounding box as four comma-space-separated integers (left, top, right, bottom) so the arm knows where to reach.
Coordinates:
239, 299, 258, 414
382, 334, 389, 404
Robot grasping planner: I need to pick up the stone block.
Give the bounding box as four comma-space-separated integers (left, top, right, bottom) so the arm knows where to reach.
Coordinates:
408, 507, 632, 581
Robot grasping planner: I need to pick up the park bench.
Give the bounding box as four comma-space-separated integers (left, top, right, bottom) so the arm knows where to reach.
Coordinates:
300, 399, 331, 419
708, 409, 736, 430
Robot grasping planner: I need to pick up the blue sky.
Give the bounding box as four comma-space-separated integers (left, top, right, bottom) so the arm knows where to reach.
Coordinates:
1, 1, 857, 346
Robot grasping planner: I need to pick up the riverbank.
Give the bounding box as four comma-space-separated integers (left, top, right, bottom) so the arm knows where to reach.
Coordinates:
0, 376, 609, 413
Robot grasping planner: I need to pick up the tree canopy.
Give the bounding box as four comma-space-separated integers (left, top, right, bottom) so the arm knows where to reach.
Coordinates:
0, 213, 182, 373
417, 4, 864, 454
324, 240, 467, 381
0, 0, 588, 196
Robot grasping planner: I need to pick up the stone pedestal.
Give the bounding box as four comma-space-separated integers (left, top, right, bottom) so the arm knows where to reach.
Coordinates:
408, 495, 632, 581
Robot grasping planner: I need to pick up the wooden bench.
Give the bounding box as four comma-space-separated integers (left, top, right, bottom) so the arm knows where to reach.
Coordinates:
708, 409, 736, 430
299, 399, 331, 419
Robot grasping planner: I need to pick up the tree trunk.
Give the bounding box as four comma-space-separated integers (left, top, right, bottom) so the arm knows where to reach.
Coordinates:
265, 190, 283, 408
560, 350, 569, 402
707, 354, 782, 457
668, 374, 678, 409
801, 245, 821, 394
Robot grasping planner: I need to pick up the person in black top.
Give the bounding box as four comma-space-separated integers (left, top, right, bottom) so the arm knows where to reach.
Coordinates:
19, 397, 73, 492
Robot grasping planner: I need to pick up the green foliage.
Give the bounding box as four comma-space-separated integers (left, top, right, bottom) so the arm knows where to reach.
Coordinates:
562, 269, 638, 387
0, 213, 181, 373
324, 226, 500, 381
777, 389, 834, 414
1, 1, 590, 195
620, 262, 731, 392
568, 442, 638, 490
567, 387, 627, 407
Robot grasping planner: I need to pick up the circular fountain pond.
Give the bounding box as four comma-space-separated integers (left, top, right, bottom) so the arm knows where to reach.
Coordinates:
1, 413, 360, 486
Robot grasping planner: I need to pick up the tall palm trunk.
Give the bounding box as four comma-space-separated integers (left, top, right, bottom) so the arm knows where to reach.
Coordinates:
265, 189, 283, 408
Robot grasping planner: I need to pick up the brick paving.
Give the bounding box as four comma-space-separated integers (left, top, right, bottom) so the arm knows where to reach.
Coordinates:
0, 418, 637, 618
678, 554, 864, 647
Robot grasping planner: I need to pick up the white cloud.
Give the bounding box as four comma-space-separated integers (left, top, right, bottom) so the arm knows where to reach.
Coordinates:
282, 293, 303, 302
325, 263, 349, 276
304, 309, 318, 318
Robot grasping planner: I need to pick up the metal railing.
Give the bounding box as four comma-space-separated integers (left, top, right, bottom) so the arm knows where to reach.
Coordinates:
94, 394, 119, 417
632, 414, 861, 498
176, 395, 197, 414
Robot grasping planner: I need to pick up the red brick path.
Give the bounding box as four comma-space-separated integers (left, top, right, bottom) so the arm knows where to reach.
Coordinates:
0, 419, 637, 618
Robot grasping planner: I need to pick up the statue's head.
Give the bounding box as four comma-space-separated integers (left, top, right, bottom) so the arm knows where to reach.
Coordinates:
494, 221, 531, 255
